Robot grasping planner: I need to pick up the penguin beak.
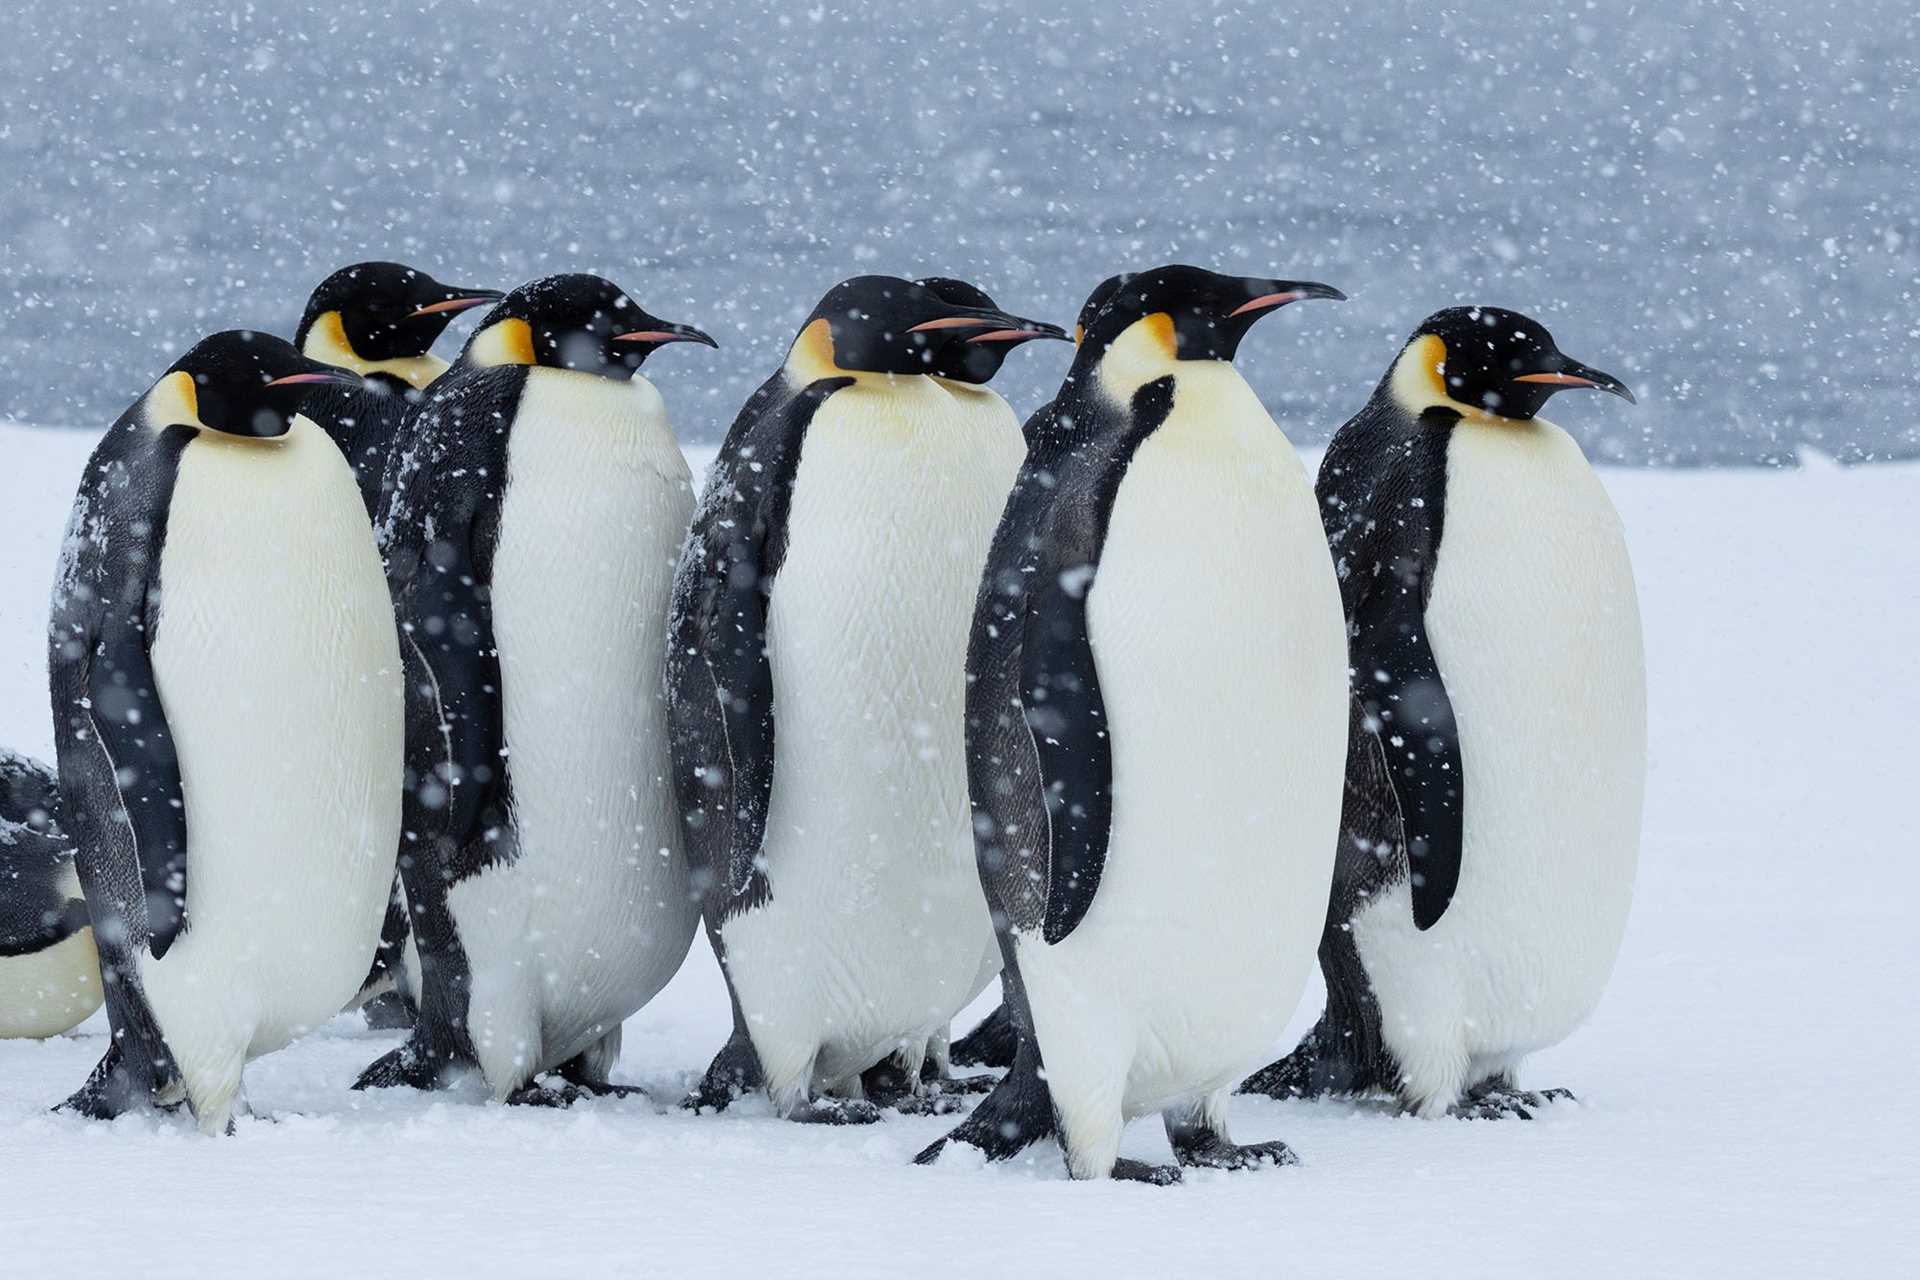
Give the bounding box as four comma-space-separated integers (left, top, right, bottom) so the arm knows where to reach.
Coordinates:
264, 369, 365, 388
1513, 357, 1637, 404
409, 289, 506, 318
1228, 280, 1348, 318
614, 322, 719, 349
905, 314, 1004, 334
964, 315, 1071, 345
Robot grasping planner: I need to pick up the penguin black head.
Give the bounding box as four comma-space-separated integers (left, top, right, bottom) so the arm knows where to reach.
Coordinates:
1072, 275, 1126, 348
295, 262, 502, 367
1076, 264, 1347, 368
911, 278, 1069, 384
461, 273, 717, 381
786, 275, 1053, 379
148, 331, 364, 439
1384, 307, 1636, 423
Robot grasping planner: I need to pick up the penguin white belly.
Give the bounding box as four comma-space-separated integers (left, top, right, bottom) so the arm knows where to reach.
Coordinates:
720, 378, 1021, 1099
449, 371, 698, 1092
1352, 419, 1646, 1111
1014, 368, 1348, 1124
141, 419, 402, 1096
0, 865, 101, 1038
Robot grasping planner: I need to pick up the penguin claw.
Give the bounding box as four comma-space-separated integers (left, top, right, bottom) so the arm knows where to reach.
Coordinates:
889, 1091, 970, 1117
1450, 1082, 1576, 1120
504, 1082, 592, 1109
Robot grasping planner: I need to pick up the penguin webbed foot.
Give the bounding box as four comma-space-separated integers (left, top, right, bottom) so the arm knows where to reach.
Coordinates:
787, 1095, 883, 1126
504, 1081, 594, 1109
1450, 1078, 1576, 1121
862, 1056, 998, 1113
553, 1057, 650, 1102
1169, 1131, 1300, 1172
1109, 1157, 1184, 1186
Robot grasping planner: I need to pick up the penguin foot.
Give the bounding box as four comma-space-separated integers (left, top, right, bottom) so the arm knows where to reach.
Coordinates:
352, 1042, 442, 1092
937, 1072, 999, 1096
1171, 1133, 1300, 1171
949, 1004, 1018, 1070
360, 991, 417, 1032
787, 1096, 883, 1126
559, 1078, 650, 1101
505, 1082, 593, 1109
1110, 1157, 1183, 1186
1451, 1082, 1575, 1120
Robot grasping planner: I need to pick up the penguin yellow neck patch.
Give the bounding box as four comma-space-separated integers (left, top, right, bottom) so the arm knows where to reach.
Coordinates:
1389, 333, 1525, 425
143, 370, 201, 432
467, 317, 537, 368
1096, 312, 1183, 403
785, 317, 854, 384
302, 311, 447, 390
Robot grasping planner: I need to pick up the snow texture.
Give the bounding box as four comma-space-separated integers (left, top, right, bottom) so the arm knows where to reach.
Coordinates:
0, 422, 1913, 1276
2, 0, 1917, 463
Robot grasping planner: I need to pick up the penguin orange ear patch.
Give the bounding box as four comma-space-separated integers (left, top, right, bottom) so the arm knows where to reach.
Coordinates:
468, 317, 537, 368
144, 370, 202, 432
1144, 312, 1176, 359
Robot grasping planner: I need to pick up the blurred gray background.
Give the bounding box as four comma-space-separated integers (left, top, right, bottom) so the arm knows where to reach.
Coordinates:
1, 0, 1914, 463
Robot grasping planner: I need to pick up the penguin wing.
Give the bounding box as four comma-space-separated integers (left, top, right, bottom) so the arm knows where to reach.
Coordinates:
47, 421, 194, 958
381, 371, 518, 884
667, 374, 852, 919
1318, 416, 1464, 930
1326, 693, 1410, 928
987, 378, 1176, 946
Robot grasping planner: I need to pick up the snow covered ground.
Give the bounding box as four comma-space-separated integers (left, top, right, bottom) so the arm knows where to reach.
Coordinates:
1, 420, 1914, 1277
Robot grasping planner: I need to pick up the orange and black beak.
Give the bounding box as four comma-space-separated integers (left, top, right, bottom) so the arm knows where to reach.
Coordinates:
409, 288, 505, 319
1513, 356, 1636, 404
1228, 279, 1348, 317
264, 368, 365, 388
964, 313, 1070, 346
614, 321, 719, 349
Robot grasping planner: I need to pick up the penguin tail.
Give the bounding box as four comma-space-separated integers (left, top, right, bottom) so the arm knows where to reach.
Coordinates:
913, 1044, 1054, 1167
1239, 1014, 1358, 1100
948, 1003, 1018, 1070
55, 1043, 146, 1120
681, 1026, 764, 1113
352, 1035, 446, 1092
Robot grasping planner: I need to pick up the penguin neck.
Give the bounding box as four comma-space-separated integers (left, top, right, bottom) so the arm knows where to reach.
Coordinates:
303, 311, 447, 391
1387, 333, 1535, 428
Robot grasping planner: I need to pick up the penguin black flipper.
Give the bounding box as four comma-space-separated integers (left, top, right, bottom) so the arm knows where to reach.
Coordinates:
49, 419, 194, 959
976, 379, 1175, 945
667, 373, 852, 920
1316, 405, 1463, 930
362, 369, 524, 1089
47, 417, 194, 1111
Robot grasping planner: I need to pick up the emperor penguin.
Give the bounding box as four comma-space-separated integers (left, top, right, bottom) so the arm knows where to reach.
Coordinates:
49, 332, 400, 1134
1240, 306, 1644, 1119
294, 261, 502, 513
1, 748, 101, 1039
915, 265, 1348, 1182
354, 274, 715, 1106
668, 275, 1068, 1124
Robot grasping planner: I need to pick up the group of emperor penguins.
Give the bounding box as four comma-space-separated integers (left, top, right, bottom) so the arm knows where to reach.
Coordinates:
0, 258, 1646, 1184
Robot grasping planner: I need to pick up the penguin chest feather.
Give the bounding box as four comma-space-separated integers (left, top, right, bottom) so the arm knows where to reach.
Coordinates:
719, 378, 1023, 1093
142, 418, 403, 1061
448, 370, 698, 1082
1352, 418, 1646, 1107
1016, 365, 1348, 1118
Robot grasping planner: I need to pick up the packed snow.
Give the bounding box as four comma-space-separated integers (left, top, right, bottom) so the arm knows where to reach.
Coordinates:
0, 420, 1912, 1277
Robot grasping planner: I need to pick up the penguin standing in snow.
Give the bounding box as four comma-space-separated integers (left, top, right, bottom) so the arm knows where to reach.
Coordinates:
355, 274, 715, 1105
916, 265, 1348, 1182
1, 748, 100, 1039
294, 261, 502, 513
50, 332, 400, 1134
669, 275, 1068, 1123
1240, 306, 1643, 1118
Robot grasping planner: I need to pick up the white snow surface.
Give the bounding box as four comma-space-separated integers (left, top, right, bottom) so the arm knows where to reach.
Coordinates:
0, 421, 1914, 1276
